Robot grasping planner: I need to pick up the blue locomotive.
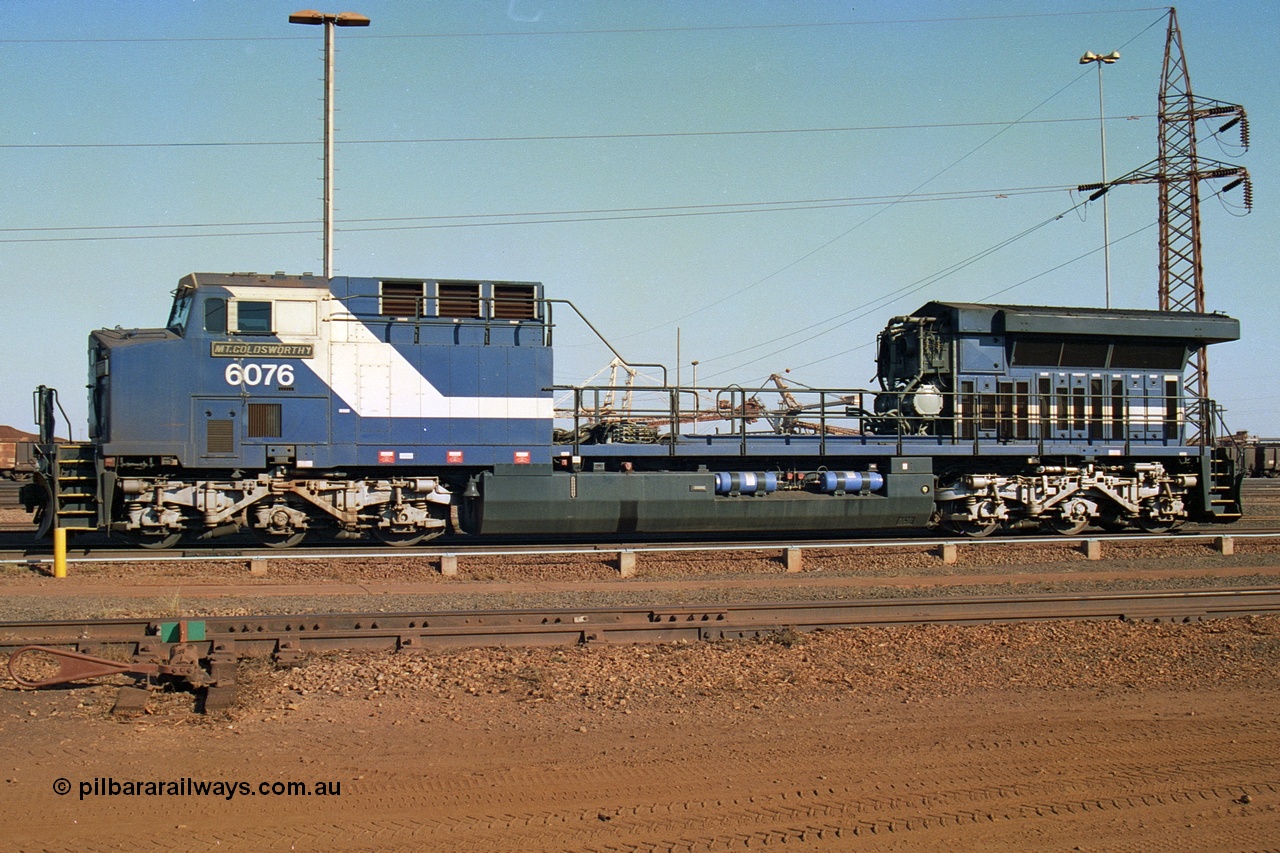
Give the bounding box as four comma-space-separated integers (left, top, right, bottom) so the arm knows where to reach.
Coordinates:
25, 273, 1242, 547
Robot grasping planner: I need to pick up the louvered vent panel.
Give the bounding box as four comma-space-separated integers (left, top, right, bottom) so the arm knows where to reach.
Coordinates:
437, 283, 482, 318
207, 420, 234, 454
492, 284, 538, 320
248, 403, 282, 438
381, 280, 424, 317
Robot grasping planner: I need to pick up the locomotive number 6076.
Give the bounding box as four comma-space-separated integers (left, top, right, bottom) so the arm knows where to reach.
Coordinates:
224, 363, 294, 387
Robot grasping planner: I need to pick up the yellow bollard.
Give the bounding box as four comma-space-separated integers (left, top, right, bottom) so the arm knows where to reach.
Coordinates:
53, 527, 67, 578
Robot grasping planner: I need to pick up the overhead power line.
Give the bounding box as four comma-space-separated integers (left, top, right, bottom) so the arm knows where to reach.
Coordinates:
0, 116, 1151, 151
694, 196, 1093, 380
722, 220, 1158, 382
0, 184, 1077, 244
701, 176, 1239, 382
610, 10, 1169, 347
0, 9, 1170, 44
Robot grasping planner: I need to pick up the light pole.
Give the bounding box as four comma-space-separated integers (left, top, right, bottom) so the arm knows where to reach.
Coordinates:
289, 10, 371, 279
1079, 49, 1119, 308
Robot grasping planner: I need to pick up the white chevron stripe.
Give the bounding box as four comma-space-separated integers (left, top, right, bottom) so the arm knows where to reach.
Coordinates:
224, 286, 553, 420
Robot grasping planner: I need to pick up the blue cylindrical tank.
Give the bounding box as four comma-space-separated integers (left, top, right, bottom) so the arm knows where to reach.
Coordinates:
818, 471, 884, 494
714, 471, 778, 495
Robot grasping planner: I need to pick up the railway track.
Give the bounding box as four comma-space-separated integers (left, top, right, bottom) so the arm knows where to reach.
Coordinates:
6, 587, 1280, 713
4, 479, 1280, 557
6, 587, 1279, 656
8, 477, 1278, 714
0, 529, 1275, 574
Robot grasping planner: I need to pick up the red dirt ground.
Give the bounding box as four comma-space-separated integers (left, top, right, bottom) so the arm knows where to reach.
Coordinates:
2, 618, 1277, 851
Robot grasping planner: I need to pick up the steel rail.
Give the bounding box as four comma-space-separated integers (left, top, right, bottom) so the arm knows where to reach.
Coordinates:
2, 529, 1277, 568
4, 587, 1279, 658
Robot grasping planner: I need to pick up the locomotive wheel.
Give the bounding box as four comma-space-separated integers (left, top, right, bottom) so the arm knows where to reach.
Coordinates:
370, 527, 431, 547
1097, 512, 1131, 533
128, 531, 183, 550
371, 504, 448, 547
943, 518, 999, 538
938, 498, 1001, 538
252, 528, 306, 549
1044, 515, 1089, 536
252, 502, 308, 548
1134, 516, 1182, 534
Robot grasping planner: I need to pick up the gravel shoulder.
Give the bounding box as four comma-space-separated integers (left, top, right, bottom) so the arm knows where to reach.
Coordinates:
3, 506, 1279, 850
2, 616, 1278, 851
2, 535, 1280, 621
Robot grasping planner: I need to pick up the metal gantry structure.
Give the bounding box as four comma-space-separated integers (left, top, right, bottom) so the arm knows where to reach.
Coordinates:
1080, 8, 1251, 441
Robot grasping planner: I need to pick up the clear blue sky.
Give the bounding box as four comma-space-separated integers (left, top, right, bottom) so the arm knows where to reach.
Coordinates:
2, 1, 1276, 437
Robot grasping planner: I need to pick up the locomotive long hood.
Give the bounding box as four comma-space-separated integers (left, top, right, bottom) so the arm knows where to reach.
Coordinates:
918, 301, 1240, 344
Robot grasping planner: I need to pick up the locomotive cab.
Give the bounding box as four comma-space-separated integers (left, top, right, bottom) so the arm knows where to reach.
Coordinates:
873, 314, 952, 433
89, 273, 332, 467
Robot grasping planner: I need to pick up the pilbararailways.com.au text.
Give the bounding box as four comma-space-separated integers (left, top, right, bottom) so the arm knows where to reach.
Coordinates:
55, 777, 342, 800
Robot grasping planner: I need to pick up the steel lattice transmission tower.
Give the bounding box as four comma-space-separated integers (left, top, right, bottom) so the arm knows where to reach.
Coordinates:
1080, 8, 1251, 437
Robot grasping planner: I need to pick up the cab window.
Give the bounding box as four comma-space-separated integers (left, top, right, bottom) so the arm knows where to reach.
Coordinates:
203, 298, 227, 333
234, 301, 273, 334
167, 291, 194, 334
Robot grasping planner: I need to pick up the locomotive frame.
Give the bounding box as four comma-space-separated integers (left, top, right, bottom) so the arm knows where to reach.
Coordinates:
23, 273, 1243, 547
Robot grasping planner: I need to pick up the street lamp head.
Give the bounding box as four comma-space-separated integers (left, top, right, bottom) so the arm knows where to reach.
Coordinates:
1080, 50, 1120, 65
288, 10, 325, 25
289, 10, 370, 26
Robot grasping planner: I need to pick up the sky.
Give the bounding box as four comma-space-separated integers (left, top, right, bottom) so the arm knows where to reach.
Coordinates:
1, 0, 1276, 438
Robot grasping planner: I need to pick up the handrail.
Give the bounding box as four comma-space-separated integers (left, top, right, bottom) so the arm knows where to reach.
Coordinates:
550, 381, 1219, 456
545, 299, 667, 387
